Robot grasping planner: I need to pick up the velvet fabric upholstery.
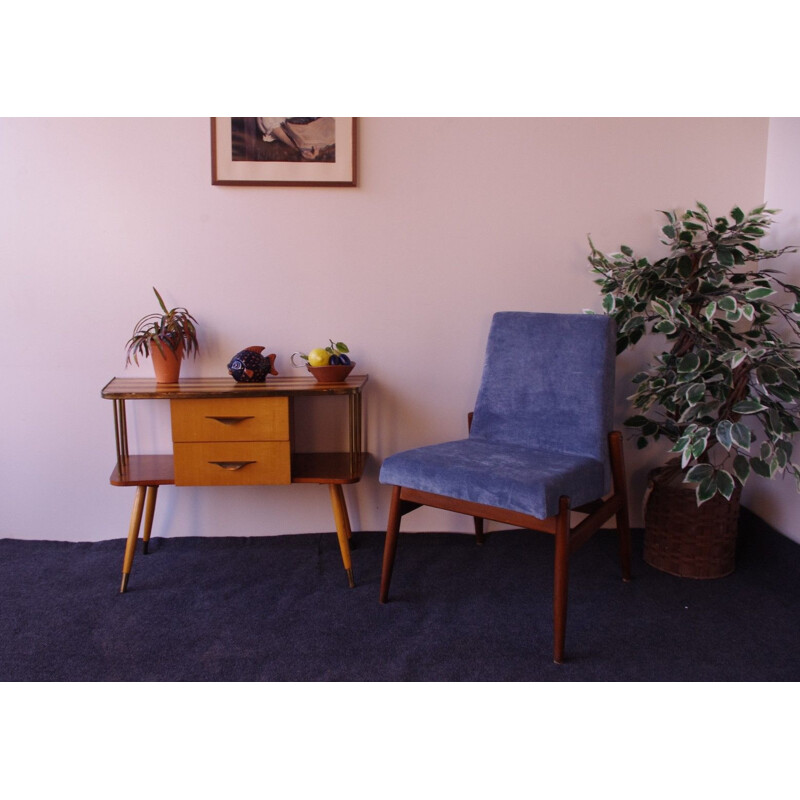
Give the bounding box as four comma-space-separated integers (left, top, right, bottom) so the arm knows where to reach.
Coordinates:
379, 312, 616, 519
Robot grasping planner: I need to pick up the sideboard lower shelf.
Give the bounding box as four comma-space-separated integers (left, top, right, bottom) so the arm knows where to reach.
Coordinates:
110, 451, 368, 487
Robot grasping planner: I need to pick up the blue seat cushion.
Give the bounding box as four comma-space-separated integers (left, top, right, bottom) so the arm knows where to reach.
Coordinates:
379, 437, 607, 520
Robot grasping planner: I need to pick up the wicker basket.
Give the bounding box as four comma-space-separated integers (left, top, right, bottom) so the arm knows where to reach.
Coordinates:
643, 465, 741, 579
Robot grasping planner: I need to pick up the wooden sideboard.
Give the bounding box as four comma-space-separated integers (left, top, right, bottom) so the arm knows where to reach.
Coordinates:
101, 375, 369, 592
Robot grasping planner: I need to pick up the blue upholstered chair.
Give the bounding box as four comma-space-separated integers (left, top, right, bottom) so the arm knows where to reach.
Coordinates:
379, 311, 631, 663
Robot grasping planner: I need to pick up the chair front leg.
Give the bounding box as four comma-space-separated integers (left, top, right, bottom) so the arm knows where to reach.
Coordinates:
553, 496, 570, 664
380, 485, 403, 603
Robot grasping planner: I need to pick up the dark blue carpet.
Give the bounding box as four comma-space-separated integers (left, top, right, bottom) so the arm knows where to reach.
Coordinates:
1, 509, 798, 681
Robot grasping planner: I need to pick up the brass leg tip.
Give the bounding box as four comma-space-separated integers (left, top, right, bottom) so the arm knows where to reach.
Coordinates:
346, 568, 355, 588
143, 542, 149, 555
120, 574, 130, 593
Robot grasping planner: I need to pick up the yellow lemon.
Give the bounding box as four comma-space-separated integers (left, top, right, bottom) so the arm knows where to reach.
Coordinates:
307, 348, 330, 367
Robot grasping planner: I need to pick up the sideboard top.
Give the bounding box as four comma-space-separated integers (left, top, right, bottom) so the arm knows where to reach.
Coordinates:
102, 375, 368, 400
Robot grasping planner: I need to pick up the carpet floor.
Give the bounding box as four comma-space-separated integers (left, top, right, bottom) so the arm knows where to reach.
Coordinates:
1, 509, 798, 681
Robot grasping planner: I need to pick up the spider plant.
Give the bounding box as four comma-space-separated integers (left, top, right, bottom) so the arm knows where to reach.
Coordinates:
125, 287, 199, 366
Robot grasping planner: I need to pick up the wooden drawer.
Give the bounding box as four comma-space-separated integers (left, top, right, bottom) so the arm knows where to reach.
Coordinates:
170, 397, 289, 443
174, 442, 291, 486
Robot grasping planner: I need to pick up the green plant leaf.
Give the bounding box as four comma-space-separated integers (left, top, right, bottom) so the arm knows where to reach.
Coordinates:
733, 400, 767, 414
731, 422, 752, 451
697, 474, 718, 505
729, 350, 747, 369
731, 206, 745, 224
745, 287, 776, 301
757, 366, 780, 385
717, 247, 735, 266
678, 352, 700, 374
624, 415, 651, 428
778, 368, 799, 390
153, 287, 169, 314
687, 382, 705, 405
685, 463, 713, 484
716, 469, 736, 501
651, 298, 672, 318
716, 419, 733, 450
602, 293, 615, 313
690, 437, 708, 460
726, 309, 742, 323
718, 296, 737, 313
654, 320, 677, 335
750, 457, 772, 478
733, 454, 751, 485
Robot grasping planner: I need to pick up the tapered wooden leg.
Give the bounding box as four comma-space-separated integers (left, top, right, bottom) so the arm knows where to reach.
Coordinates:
553, 497, 571, 664
120, 486, 146, 593
473, 516, 485, 544
328, 483, 355, 588
141, 485, 158, 555
380, 486, 403, 603
609, 431, 632, 581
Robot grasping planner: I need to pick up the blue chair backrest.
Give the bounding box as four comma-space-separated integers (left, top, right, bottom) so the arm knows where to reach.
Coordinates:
470, 312, 616, 470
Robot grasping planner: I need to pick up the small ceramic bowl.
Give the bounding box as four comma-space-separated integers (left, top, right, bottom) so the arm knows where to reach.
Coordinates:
307, 362, 356, 383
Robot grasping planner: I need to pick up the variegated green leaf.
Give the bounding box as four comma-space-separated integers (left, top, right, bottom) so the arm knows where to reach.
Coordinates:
685, 463, 714, 484
746, 286, 776, 301
716, 419, 733, 450
733, 400, 767, 415
697, 475, 718, 505
733, 454, 751, 485
731, 422, 752, 451
716, 469, 736, 501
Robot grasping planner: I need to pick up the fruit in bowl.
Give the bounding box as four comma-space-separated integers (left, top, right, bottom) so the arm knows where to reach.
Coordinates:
291, 340, 355, 382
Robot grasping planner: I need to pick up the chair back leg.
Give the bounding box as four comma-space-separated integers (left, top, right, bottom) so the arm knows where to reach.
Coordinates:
553, 496, 571, 664
609, 431, 632, 581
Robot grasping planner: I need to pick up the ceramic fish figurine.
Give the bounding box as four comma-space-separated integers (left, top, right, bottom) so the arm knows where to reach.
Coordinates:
227, 346, 278, 382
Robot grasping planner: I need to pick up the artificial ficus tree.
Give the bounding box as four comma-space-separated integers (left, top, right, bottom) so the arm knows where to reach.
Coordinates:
589, 203, 800, 504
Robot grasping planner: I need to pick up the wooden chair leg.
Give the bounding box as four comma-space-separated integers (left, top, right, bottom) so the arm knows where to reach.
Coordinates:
141, 485, 158, 555
553, 497, 570, 664
473, 516, 485, 544
120, 486, 146, 593
380, 486, 403, 603
609, 431, 632, 581
328, 483, 355, 588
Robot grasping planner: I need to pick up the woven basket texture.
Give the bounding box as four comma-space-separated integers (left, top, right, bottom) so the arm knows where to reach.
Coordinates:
643, 466, 741, 579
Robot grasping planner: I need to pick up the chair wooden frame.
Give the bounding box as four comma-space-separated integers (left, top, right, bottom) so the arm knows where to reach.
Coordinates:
379, 430, 632, 663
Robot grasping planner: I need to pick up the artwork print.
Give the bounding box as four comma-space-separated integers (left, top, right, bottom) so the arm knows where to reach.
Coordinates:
211, 117, 357, 186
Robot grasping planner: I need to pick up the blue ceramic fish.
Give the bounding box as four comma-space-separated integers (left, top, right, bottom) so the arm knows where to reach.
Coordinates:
227, 346, 278, 382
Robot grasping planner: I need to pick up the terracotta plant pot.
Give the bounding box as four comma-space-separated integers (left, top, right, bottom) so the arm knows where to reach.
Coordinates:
150, 339, 184, 383
307, 362, 355, 383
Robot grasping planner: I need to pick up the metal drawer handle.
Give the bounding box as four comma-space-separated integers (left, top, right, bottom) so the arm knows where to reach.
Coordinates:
206, 415, 255, 426
208, 460, 256, 471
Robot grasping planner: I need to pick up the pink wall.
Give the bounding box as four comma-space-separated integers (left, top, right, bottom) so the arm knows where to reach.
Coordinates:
0, 117, 773, 541
744, 118, 800, 540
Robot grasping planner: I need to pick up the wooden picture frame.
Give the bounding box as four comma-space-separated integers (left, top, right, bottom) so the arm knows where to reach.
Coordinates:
211, 117, 357, 186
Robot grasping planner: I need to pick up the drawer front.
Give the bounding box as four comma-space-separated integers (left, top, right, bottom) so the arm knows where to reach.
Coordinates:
171, 397, 289, 443
174, 442, 291, 486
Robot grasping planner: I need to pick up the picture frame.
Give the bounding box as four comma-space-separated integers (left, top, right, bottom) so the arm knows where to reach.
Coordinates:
211, 117, 357, 187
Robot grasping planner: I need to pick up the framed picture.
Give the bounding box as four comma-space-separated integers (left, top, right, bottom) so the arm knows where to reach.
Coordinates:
211, 117, 357, 186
